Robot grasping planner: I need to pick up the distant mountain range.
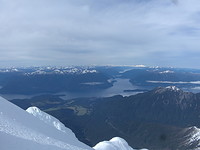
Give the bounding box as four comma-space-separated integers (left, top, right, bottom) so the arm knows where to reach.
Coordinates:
1, 66, 200, 94
0, 67, 112, 94
11, 86, 200, 150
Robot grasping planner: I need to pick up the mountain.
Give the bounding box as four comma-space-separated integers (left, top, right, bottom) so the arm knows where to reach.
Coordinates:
0, 96, 146, 150
123, 86, 200, 127
2, 66, 200, 95
11, 86, 200, 149
0, 66, 112, 94
26, 107, 141, 150
121, 67, 200, 90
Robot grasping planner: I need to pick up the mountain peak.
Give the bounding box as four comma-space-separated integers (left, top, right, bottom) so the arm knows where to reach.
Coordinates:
153, 86, 183, 94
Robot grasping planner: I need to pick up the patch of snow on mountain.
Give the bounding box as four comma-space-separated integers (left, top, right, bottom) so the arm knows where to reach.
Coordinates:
134, 65, 146, 68
82, 69, 97, 74
166, 86, 180, 91
159, 70, 174, 74
93, 137, 148, 150
54, 69, 64, 74
0, 68, 19, 72
25, 70, 47, 75
186, 126, 200, 146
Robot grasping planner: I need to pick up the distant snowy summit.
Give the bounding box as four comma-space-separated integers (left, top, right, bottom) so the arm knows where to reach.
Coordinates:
166, 86, 181, 91
0, 65, 175, 75
0, 66, 98, 75
154, 86, 182, 94
24, 67, 98, 75
159, 70, 174, 74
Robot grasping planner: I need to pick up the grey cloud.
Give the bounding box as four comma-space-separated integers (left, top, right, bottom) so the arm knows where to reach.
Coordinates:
0, 0, 200, 67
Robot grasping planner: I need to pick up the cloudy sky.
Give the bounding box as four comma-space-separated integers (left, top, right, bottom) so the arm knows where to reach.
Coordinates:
0, 0, 200, 68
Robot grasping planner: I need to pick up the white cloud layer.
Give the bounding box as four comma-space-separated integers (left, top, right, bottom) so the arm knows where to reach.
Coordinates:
0, 0, 200, 67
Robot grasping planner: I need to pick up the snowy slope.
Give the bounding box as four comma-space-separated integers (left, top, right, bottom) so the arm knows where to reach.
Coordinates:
184, 126, 200, 147
26, 107, 75, 138
93, 137, 148, 150
0, 96, 92, 150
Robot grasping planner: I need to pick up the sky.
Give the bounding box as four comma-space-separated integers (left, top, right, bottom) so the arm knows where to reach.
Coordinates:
0, 0, 200, 68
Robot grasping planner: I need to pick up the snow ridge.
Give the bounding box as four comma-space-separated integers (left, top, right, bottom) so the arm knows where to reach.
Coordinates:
26, 107, 75, 137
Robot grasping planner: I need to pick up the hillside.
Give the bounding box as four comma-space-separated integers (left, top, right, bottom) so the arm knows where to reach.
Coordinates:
11, 86, 200, 149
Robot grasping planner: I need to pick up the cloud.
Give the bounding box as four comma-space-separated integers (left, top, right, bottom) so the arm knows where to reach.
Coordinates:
0, 0, 200, 67
171, 0, 179, 5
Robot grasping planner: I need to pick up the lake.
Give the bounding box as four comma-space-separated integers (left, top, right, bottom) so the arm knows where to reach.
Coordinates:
58, 78, 146, 100
0, 78, 146, 100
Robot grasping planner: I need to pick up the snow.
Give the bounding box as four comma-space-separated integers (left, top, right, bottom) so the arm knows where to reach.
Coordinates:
0, 68, 19, 72
147, 80, 200, 85
186, 126, 200, 146
82, 69, 97, 74
0, 96, 92, 150
134, 65, 146, 68
159, 70, 174, 74
154, 86, 182, 94
166, 86, 180, 91
93, 137, 148, 150
26, 107, 76, 138
24, 67, 98, 75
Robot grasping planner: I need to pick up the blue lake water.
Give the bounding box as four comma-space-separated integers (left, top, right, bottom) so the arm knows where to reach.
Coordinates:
1, 78, 200, 101
1, 78, 145, 100
58, 78, 145, 100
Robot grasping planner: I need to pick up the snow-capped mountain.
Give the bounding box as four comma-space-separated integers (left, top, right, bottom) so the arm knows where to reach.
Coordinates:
93, 137, 148, 150
154, 86, 181, 93
23, 67, 98, 75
